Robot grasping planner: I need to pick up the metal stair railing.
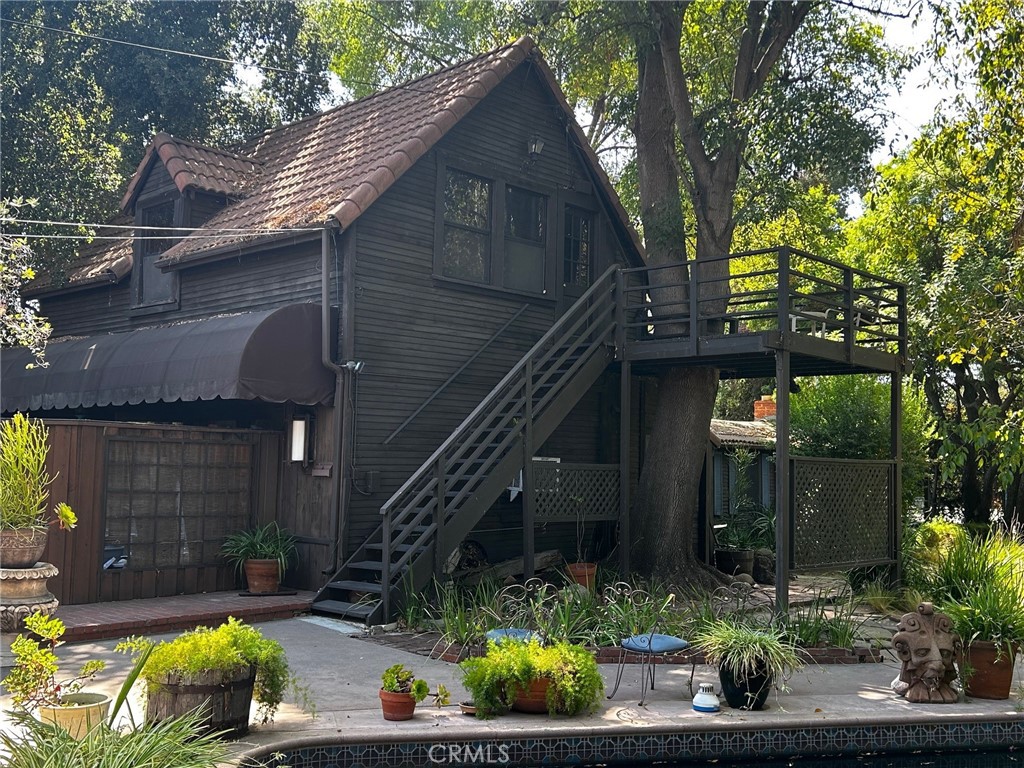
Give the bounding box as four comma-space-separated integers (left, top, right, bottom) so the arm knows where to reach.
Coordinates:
379, 265, 620, 618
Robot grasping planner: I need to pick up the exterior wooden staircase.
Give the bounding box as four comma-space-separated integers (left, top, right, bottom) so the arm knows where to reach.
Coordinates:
312, 266, 619, 624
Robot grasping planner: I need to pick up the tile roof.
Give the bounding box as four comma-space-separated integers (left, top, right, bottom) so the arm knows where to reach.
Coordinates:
709, 418, 776, 449
24, 217, 133, 297
121, 133, 263, 211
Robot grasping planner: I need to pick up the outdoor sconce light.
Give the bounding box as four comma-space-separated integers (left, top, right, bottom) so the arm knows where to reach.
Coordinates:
290, 413, 313, 468
527, 134, 544, 162
342, 360, 365, 373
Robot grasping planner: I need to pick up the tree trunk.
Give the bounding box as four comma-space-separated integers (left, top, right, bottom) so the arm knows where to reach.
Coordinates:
628, 23, 723, 584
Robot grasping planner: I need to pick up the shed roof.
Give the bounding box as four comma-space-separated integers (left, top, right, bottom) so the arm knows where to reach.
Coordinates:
709, 418, 776, 449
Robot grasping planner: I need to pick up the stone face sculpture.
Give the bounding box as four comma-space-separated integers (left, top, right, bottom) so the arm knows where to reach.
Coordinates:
891, 602, 961, 703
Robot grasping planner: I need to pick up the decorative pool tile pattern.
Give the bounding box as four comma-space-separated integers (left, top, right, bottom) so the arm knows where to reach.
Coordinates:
243, 720, 1024, 767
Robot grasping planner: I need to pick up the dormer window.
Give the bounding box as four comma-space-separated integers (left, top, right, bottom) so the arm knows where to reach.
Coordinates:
132, 198, 179, 311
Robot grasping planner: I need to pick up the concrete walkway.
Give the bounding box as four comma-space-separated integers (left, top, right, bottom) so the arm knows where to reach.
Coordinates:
2, 613, 1021, 765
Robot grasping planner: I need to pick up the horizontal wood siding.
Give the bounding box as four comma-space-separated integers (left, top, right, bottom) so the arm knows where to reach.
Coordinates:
344, 68, 626, 559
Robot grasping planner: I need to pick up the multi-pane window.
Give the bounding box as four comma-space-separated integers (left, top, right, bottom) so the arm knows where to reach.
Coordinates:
442, 170, 491, 282
503, 185, 545, 293
135, 200, 177, 306
563, 206, 592, 289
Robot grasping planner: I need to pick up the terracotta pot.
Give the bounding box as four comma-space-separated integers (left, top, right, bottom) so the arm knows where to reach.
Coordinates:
965, 640, 1017, 700
379, 688, 417, 721
715, 549, 754, 577
0, 527, 48, 569
567, 562, 597, 590
718, 664, 773, 711
511, 677, 550, 714
243, 559, 280, 594
38, 693, 111, 739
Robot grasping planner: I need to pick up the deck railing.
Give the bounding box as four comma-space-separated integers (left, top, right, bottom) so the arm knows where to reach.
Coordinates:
619, 246, 907, 358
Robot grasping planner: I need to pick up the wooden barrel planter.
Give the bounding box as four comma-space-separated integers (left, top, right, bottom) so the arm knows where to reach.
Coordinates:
146, 665, 256, 736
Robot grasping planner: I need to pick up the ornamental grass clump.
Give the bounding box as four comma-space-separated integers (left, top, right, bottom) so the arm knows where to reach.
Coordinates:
0, 413, 77, 531
696, 619, 803, 684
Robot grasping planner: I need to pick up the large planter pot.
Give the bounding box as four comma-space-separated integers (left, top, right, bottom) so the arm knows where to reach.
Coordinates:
715, 549, 754, 578
0, 528, 48, 569
37, 692, 111, 739
566, 562, 597, 591
718, 665, 773, 711
243, 559, 281, 594
965, 640, 1017, 700
379, 688, 417, 721
511, 677, 551, 714
146, 665, 256, 736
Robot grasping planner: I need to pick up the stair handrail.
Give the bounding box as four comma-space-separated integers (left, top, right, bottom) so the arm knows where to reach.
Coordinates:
383, 303, 532, 445
380, 264, 620, 518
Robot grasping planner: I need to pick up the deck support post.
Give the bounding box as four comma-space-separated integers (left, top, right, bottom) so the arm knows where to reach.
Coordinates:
890, 371, 903, 586
522, 360, 536, 579
619, 359, 631, 575
774, 348, 791, 615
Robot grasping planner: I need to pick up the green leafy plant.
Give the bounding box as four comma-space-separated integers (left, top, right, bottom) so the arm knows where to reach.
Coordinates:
783, 586, 864, 649
117, 616, 306, 724
459, 639, 603, 718
220, 521, 296, 576
380, 663, 449, 706
0, 413, 77, 531
696, 618, 803, 687
3, 612, 105, 711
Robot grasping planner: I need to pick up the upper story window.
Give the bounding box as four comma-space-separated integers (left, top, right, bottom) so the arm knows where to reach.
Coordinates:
133, 199, 178, 310
438, 165, 551, 297
563, 206, 592, 289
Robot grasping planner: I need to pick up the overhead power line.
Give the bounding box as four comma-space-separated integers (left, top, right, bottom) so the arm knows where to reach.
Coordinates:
2, 217, 323, 234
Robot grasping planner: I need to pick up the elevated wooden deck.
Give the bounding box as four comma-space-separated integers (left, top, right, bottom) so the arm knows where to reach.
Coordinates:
615, 246, 906, 378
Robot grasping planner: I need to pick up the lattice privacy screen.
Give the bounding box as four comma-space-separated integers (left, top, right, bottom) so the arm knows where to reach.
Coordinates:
791, 458, 895, 570
533, 463, 619, 522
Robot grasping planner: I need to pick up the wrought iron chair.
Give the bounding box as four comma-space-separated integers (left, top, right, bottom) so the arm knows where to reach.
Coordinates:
481, 578, 553, 646
604, 582, 693, 707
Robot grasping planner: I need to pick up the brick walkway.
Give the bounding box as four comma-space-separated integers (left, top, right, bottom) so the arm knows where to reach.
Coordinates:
57, 590, 314, 643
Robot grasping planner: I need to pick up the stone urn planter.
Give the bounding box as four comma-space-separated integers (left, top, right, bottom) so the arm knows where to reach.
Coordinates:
0, 527, 48, 569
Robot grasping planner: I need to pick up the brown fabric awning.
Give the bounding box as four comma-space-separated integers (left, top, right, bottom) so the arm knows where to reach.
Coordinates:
1, 304, 334, 413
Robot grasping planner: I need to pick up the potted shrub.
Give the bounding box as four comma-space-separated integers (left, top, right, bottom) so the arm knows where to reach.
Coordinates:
3, 611, 108, 738
695, 617, 803, 711
459, 639, 604, 718
378, 663, 450, 721
221, 521, 296, 594
0, 414, 77, 568
566, 497, 597, 590
118, 616, 305, 736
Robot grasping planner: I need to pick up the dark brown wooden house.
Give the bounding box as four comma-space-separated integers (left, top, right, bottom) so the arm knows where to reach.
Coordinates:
2, 38, 644, 611
3, 38, 910, 620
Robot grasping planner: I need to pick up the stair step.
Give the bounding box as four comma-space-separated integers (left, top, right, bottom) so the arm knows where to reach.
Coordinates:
312, 599, 377, 619
327, 579, 383, 593
365, 542, 419, 553
348, 560, 386, 572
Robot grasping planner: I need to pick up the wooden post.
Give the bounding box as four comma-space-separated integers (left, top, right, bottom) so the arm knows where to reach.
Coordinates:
891, 371, 903, 586
434, 454, 446, 580
619, 359, 631, 575
688, 260, 699, 356
774, 349, 791, 615
522, 362, 536, 579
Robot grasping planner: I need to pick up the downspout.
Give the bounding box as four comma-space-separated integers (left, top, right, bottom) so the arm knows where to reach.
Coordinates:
321, 221, 347, 574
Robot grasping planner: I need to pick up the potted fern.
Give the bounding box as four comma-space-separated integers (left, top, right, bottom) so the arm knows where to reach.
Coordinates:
220, 521, 296, 594
379, 663, 450, 721
0, 414, 77, 567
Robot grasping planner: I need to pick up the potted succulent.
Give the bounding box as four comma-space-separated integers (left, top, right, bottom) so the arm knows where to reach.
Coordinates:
459, 638, 604, 718
695, 617, 803, 711
379, 663, 450, 721
117, 616, 305, 736
3, 611, 108, 738
221, 521, 297, 594
0, 414, 77, 567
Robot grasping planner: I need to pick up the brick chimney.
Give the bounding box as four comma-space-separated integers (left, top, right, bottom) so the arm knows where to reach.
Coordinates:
753, 395, 776, 420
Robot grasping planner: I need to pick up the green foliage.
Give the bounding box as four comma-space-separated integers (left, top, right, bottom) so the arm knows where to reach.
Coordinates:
789, 375, 934, 511
782, 586, 864, 649
695, 618, 803, 685
4, 612, 105, 711
0, 199, 52, 363
379, 663, 449, 706
0, 413, 78, 531
220, 521, 296, 576
459, 639, 603, 718
117, 617, 301, 724
0, 706, 227, 768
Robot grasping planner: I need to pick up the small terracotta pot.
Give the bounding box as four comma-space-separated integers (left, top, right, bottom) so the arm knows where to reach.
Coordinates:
0, 527, 48, 569
243, 559, 280, 594
965, 640, 1017, 700
511, 677, 550, 714
567, 562, 597, 590
379, 688, 417, 721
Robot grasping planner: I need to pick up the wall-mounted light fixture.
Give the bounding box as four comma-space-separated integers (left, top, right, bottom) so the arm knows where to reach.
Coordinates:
290, 413, 313, 468
527, 134, 544, 162
342, 360, 365, 373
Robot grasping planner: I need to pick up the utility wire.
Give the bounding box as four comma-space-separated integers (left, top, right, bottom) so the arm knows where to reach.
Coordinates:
2, 217, 323, 234
12, 232, 310, 241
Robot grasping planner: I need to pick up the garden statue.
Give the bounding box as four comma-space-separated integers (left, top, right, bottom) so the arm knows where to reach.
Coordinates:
891, 602, 961, 703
